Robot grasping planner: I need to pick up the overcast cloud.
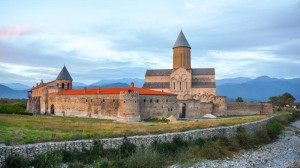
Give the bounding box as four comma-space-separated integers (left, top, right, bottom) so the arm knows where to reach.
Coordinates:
0, 0, 299, 85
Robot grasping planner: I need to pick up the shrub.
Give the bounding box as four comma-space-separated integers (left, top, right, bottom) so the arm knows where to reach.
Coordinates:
120, 140, 136, 158
276, 114, 292, 125
151, 136, 188, 155
235, 127, 258, 149
143, 117, 169, 123
199, 141, 228, 160
172, 136, 188, 148
255, 126, 272, 144
125, 148, 165, 168
31, 150, 63, 168
266, 121, 284, 139
194, 138, 205, 147
292, 111, 300, 120
5, 155, 28, 168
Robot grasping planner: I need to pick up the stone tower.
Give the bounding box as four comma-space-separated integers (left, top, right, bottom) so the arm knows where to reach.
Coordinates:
56, 65, 73, 91
173, 30, 191, 69
118, 90, 141, 122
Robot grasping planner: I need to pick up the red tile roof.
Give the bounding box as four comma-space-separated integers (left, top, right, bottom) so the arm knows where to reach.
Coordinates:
57, 87, 176, 96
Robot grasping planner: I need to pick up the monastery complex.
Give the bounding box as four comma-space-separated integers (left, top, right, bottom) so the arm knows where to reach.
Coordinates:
26, 31, 273, 121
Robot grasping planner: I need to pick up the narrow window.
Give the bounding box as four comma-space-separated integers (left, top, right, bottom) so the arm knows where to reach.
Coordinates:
173, 82, 175, 90
166, 99, 168, 102
180, 82, 181, 90
103, 99, 105, 102
144, 99, 146, 103
156, 99, 159, 103
67, 83, 70, 89
135, 101, 137, 103
62, 83, 65, 89
150, 99, 152, 103
124, 101, 126, 103
186, 82, 187, 89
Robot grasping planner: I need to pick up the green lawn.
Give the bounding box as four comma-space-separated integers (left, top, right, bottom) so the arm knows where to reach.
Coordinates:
0, 114, 270, 145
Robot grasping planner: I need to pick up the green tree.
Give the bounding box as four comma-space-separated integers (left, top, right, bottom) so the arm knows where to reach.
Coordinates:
281, 92, 295, 106
268, 92, 296, 107
236, 97, 244, 102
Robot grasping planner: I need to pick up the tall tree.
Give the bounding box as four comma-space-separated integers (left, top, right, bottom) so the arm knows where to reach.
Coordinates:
235, 97, 244, 102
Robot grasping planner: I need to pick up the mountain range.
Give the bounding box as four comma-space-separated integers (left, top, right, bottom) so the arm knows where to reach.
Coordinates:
0, 76, 299, 102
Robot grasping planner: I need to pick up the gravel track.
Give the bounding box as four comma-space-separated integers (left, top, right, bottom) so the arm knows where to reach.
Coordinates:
172, 121, 300, 168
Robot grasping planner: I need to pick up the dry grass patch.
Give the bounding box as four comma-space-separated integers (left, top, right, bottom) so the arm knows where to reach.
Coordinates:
0, 114, 269, 145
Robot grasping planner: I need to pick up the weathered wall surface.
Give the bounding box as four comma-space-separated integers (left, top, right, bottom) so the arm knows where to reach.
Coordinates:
139, 95, 178, 119
227, 102, 273, 116
180, 100, 213, 118
55, 93, 179, 121
212, 96, 227, 116
26, 97, 40, 114
117, 91, 140, 122
0, 117, 274, 166
55, 94, 120, 120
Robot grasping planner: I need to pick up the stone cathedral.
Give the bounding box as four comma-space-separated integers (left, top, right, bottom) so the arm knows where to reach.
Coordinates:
143, 30, 216, 101
26, 30, 272, 122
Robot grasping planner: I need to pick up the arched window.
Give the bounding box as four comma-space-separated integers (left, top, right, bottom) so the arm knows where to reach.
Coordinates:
156, 99, 159, 103
180, 82, 181, 90
62, 83, 65, 89
57, 83, 59, 87
67, 83, 69, 89
173, 82, 175, 90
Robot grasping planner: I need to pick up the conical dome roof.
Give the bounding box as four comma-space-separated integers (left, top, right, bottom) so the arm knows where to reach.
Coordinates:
173, 30, 191, 49
56, 66, 73, 80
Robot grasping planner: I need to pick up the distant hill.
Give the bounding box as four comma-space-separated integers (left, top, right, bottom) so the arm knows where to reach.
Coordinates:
0, 84, 28, 99
1, 76, 299, 101
91, 78, 144, 88
0, 83, 30, 90
89, 82, 130, 88
217, 76, 300, 102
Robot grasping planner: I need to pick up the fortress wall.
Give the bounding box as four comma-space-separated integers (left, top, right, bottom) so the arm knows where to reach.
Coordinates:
55, 94, 120, 120
212, 96, 227, 116
0, 116, 274, 167
139, 95, 178, 119
117, 92, 140, 122
227, 102, 273, 116
185, 101, 213, 118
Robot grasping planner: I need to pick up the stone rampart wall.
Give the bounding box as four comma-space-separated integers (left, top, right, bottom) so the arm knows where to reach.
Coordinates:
139, 95, 178, 119
0, 117, 274, 166
227, 102, 273, 116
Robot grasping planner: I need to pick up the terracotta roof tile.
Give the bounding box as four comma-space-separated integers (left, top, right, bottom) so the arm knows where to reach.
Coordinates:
57, 87, 177, 96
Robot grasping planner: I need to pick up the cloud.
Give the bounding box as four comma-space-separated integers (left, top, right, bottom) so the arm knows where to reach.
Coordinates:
0, 27, 32, 40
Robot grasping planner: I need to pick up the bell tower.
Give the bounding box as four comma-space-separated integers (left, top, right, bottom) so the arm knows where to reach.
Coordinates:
173, 30, 191, 69
55, 65, 73, 91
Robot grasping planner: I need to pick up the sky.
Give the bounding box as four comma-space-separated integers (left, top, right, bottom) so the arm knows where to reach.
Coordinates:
0, 0, 300, 86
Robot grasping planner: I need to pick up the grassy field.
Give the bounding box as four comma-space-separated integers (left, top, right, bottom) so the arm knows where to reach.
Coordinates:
0, 114, 270, 145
